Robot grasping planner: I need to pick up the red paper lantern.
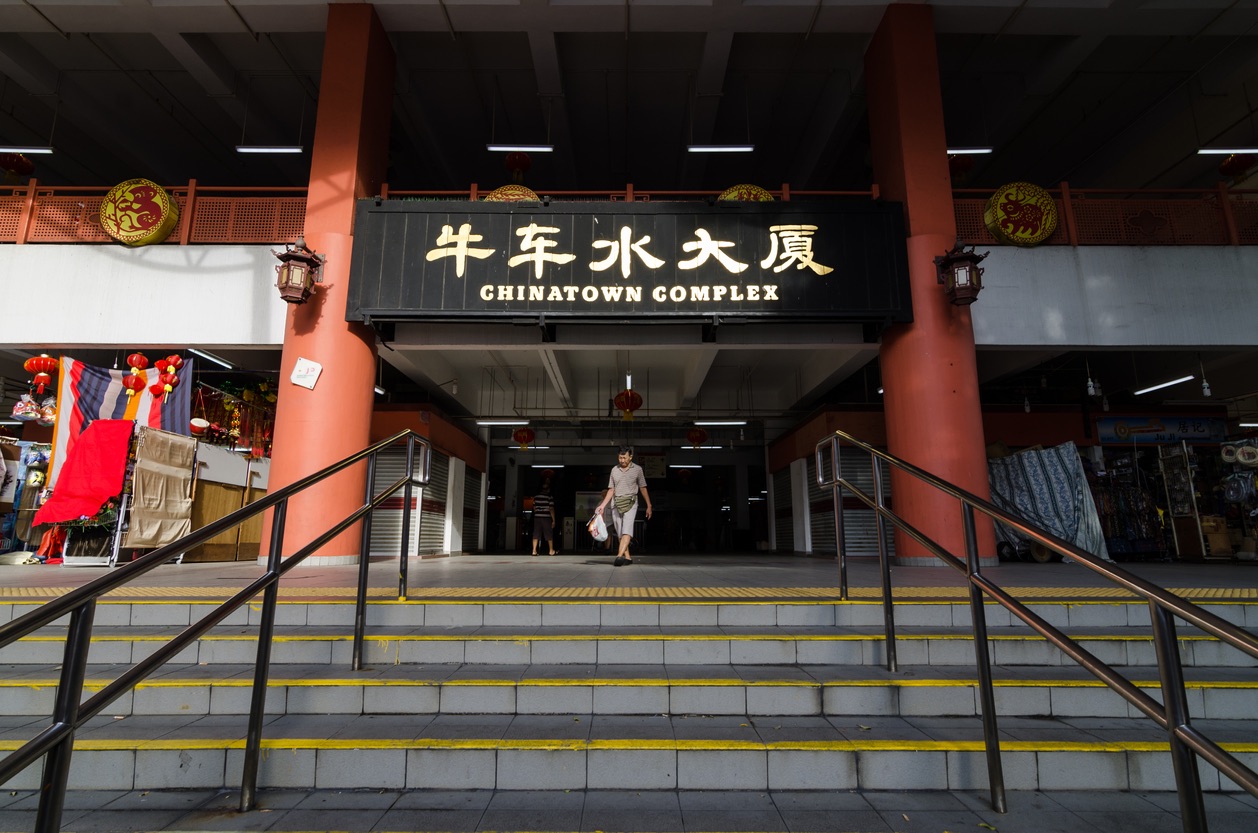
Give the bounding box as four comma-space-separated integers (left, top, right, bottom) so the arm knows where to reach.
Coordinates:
687, 427, 708, 448
149, 383, 166, 398
126, 352, 149, 374
122, 374, 146, 398
155, 358, 170, 374
1219, 153, 1256, 179
614, 389, 643, 420
159, 372, 179, 393
0, 152, 35, 179
505, 152, 532, 184
23, 355, 58, 394
165, 354, 184, 371
513, 427, 536, 449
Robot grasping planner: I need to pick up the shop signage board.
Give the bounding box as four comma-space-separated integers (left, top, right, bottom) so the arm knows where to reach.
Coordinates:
346, 200, 911, 324
1096, 416, 1228, 444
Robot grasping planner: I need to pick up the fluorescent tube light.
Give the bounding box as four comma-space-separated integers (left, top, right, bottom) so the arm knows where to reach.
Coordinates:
1133, 375, 1194, 396
681, 445, 723, 450
476, 419, 530, 426
236, 145, 304, 154
0, 146, 53, 154
1239, 423, 1258, 428
946, 147, 993, 155
1197, 147, 1258, 155
687, 144, 755, 153
186, 348, 233, 369
510, 445, 550, 450
694, 420, 746, 426
530, 464, 564, 468
0, 419, 22, 426
486, 143, 554, 153
669, 464, 702, 469
373, 385, 386, 396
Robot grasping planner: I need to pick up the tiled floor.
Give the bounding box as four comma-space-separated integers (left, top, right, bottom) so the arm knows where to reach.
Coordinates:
1, 786, 1255, 832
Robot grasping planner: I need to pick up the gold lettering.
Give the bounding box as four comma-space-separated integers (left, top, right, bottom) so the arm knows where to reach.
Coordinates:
731, 285, 745, 301
601, 286, 625, 301
496, 285, 515, 300
479, 284, 494, 301
547, 286, 564, 301
652, 286, 667, 302
746, 285, 760, 301
713, 286, 728, 302
626, 287, 642, 302
764, 285, 778, 300
690, 286, 710, 301
529, 286, 544, 301
581, 286, 598, 302
669, 286, 686, 302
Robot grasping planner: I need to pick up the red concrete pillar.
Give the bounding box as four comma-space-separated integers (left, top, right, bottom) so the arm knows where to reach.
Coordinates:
864, 4, 997, 565
263, 4, 394, 563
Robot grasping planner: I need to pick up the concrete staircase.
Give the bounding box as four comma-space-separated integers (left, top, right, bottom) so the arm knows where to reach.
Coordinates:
1, 594, 1256, 804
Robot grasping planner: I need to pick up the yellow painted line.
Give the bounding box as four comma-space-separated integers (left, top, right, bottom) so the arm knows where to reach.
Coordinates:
2, 736, 1255, 754
3, 585, 1256, 600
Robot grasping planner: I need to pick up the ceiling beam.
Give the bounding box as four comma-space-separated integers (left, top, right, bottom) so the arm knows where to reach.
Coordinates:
678, 347, 718, 410
538, 347, 576, 415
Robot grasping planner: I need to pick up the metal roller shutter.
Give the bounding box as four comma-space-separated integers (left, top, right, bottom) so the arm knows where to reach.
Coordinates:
367, 446, 450, 557
772, 470, 794, 552
807, 450, 894, 557
463, 466, 482, 553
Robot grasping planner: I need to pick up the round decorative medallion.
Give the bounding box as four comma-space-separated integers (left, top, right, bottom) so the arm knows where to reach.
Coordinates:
100, 178, 180, 246
717, 183, 775, 202
483, 184, 540, 202
983, 182, 1057, 246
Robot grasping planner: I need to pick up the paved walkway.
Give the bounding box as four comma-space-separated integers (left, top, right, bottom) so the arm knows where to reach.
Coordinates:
1, 785, 1255, 832
1, 553, 1256, 602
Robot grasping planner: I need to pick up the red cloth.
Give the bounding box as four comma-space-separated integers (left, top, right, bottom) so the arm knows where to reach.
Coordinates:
33, 419, 133, 526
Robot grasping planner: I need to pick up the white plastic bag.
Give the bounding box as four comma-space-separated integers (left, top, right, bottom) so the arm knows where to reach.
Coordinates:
587, 513, 608, 542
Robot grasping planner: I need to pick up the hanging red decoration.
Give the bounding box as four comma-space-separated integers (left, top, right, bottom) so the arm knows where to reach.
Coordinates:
687, 427, 708, 448
154, 358, 170, 374
0, 152, 35, 181
23, 355, 58, 394
1219, 153, 1256, 179
165, 354, 184, 371
505, 152, 531, 184
159, 372, 179, 394
126, 352, 149, 374
122, 374, 146, 398
614, 388, 643, 420
948, 154, 975, 183
149, 383, 166, 398
512, 427, 536, 449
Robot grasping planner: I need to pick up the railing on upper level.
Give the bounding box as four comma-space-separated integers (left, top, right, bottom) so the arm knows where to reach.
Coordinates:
2, 179, 1256, 246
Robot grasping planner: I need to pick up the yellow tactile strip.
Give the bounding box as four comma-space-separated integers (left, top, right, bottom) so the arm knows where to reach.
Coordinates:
1, 585, 1255, 600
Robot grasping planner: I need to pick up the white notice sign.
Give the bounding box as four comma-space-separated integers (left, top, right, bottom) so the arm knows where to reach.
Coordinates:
291, 358, 322, 390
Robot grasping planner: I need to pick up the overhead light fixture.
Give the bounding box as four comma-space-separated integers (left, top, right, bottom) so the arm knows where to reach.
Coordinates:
236, 145, 303, 154
877, 387, 884, 395
680, 445, 723, 450
510, 445, 550, 450
530, 464, 565, 468
1133, 375, 1194, 396
1239, 422, 1258, 428
0, 145, 53, 154
946, 147, 993, 155
0, 419, 22, 426
477, 419, 530, 426
373, 385, 386, 396
1197, 147, 1258, 155
687, 144, 755, 153
186, 348, 234, 369
669, 464, 702, 469
486, 143, 553, 153
695, 420, 746, 426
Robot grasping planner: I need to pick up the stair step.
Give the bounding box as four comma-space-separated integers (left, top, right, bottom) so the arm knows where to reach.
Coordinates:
6, 598, 1256, 630
7, 626, 1254, 668
4, 664, 1255, 720
2, 714, 1254, 793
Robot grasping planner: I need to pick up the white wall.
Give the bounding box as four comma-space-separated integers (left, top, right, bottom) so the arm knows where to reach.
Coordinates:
0, 245, 287, 348
972, 246, 1258, 348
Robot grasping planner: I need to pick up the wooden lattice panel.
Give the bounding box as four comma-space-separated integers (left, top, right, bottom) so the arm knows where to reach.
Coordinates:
1233, 199, 1258, 245
25, 196, 110, 242
0, 196, 23, 241
1073, 198, 1227, 245
954, 199, 998, 245
189, 196, 305, 243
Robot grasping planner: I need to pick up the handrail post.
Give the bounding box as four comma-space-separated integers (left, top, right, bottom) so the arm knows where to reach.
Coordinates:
963, 503, 1006, 814
870, 452, 897, 672
830, 437, 848, 600
33, 600, 96, 833
239, 499, 287, 812
352, 452, 379, 671
1149, 602, 1208, 833
398, 434, 416, 600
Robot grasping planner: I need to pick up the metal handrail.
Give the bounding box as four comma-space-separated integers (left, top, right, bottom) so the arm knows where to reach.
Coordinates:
0, 429, 431, 833
815, 430, 1258, 833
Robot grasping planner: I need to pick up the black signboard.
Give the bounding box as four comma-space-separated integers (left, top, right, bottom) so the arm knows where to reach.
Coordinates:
346, 199, 912, 324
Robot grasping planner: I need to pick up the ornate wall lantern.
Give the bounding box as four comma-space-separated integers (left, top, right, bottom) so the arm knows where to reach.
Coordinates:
934, 241, 989, 306
273, 237, 325, 304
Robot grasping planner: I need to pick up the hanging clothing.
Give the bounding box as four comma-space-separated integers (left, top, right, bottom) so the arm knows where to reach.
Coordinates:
32, 419, 132, 527
123, 427, 196, 549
